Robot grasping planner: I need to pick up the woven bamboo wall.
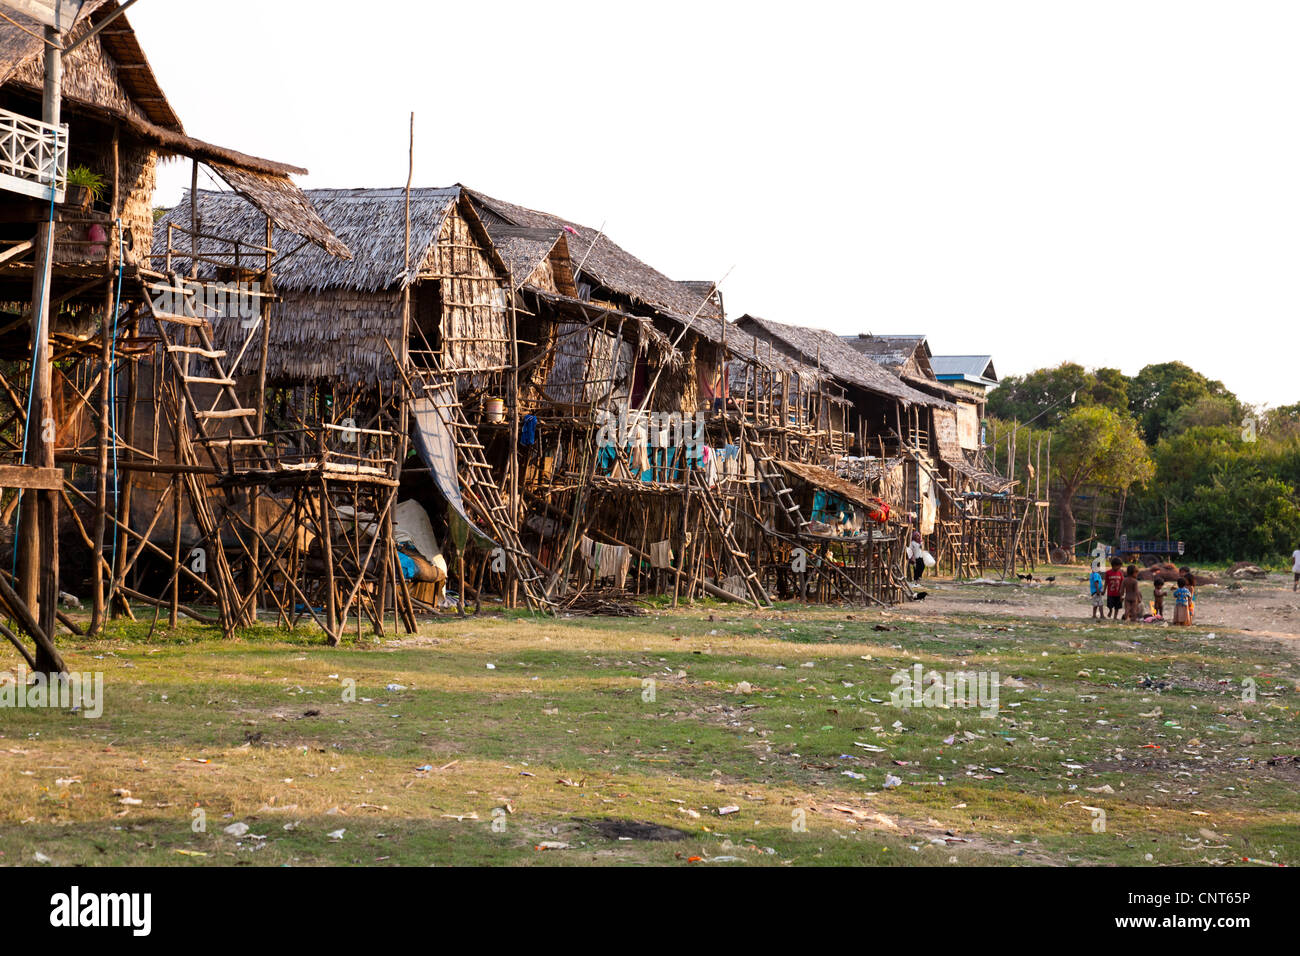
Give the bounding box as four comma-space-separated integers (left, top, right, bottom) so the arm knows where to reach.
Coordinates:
425, 203, 508, 371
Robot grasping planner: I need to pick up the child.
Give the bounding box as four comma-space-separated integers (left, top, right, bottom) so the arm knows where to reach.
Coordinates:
1089, 563, 1105, 619
1122, 564, 1142, 621
1172, 576, 1192, 626
1180, 567, 1196, 623
1151, 576, 1165, 619
1103, 557, 1125, 620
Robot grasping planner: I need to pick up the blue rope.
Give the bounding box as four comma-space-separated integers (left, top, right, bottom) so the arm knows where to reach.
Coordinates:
108, 218, 123, 573
12, 128, 61, 577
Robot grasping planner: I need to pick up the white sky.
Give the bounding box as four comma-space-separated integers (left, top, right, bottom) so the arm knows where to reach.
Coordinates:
135, 1, 1299, 407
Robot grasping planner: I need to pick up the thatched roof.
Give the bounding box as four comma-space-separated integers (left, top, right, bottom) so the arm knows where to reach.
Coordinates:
841, 334, 931, 375
735, 315, 949, 408
482, 223, 567, 290
465, 188, 727, 337
838, 334, 977, 404
156, 187, 480, 289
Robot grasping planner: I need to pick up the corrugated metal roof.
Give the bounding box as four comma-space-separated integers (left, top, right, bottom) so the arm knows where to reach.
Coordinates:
932, 355, 998, 383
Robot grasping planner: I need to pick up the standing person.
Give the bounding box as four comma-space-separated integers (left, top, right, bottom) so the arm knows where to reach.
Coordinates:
907, 530, 925, 582
1172, 577, 1192, 626
1103, 557, 1125, 620
1122, 564, 1142, 621
1151, 576, 1166, 619
1180, 567, 1196, 623
1089, 562, 1105, 620
1292, 546, 1300, 592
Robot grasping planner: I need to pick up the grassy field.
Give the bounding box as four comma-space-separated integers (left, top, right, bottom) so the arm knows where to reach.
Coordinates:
1, 565, 1296, 867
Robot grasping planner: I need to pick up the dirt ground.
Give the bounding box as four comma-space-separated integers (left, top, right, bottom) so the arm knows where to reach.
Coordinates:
890, 565, 1300, 647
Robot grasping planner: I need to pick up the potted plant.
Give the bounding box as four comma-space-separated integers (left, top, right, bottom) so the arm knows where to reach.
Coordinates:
64, 166, 105, 210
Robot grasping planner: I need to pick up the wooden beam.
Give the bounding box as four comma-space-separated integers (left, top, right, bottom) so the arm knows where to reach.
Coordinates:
0, 464, 63, 490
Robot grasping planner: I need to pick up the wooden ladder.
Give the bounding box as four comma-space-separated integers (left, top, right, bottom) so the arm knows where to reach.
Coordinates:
898, 437, 968, 518
740, 421, 810, 533
897, 436, 978, 578
689, 470, 771, 608
141, 272, 270, 474
137, 272, 262, 633
408, 358, 549, 610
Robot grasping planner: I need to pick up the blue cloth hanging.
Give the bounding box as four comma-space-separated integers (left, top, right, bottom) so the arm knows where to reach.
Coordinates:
520, 414, 538, 446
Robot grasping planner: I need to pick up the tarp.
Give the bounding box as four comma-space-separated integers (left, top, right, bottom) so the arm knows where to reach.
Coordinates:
409, 390, 496, 548
393, 498, 448, 575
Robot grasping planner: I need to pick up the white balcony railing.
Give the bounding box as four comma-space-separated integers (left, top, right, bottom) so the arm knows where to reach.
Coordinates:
0, 106, 67, 203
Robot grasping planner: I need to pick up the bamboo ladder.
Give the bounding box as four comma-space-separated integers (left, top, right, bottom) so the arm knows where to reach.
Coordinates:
137, 270, 269, 634
404, 357, 549, 610
686, 468, 771, 608
894, 435, 975, 578
738, 418, 810, 533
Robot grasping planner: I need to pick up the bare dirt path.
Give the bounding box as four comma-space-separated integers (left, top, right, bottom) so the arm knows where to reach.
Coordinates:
887, 567, 1300, 647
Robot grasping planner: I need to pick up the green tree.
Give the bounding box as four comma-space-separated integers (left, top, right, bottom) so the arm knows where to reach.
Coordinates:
1165, 395, 1240, 436
1053, 405, 1154, 552
987, 362, 1130, 427
1128, 362, 1240, 444
1172, 471, 1300, 561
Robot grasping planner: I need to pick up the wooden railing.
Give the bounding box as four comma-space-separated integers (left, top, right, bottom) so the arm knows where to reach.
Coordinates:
0, 106, 67, 203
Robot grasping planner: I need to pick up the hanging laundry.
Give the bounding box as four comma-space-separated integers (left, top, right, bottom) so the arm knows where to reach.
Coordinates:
520, 414, 538, 446
649, 539, 674, 569
612, 549, 631, 588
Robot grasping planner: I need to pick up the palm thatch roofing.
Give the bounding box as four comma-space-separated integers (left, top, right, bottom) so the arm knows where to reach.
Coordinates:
481, 223, 569, 291
464, 188, 727, 338
735, 315, 950, 408
841, 334, 931, 375
840, 333, 975, 405
155, 187, 477, 291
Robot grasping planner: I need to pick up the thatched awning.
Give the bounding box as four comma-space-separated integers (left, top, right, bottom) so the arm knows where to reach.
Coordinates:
210, 164, 350, 260
778, 459, 890, 516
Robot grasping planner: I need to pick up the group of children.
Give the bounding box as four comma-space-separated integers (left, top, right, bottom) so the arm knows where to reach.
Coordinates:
1089, 557, 1195, 625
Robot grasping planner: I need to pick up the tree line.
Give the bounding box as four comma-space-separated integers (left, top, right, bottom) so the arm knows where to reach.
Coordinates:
984, 361, 1300, 564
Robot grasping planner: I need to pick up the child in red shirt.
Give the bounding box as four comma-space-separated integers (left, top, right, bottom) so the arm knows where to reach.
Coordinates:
1103, 557, 1125, 620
